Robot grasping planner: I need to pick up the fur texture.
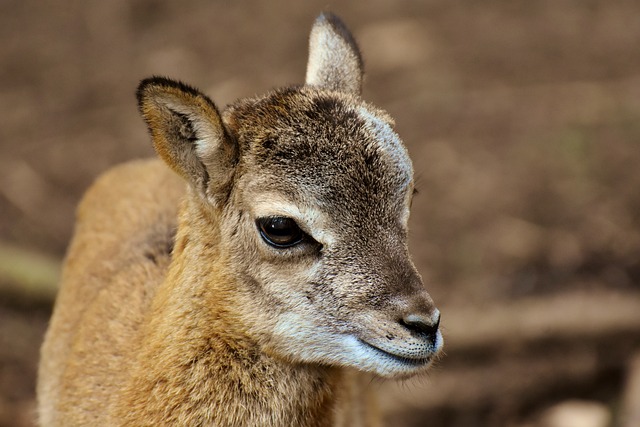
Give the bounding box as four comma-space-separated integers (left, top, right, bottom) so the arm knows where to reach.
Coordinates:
37, 12, 442, 426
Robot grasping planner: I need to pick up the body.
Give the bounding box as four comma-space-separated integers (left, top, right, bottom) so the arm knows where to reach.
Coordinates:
38, 13, 441, 426
39, 159, 375, 426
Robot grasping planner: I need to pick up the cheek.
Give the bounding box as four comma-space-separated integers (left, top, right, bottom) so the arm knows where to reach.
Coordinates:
227, 215, 322, 299
223, 212, 260, 262
254, 259, 320, 300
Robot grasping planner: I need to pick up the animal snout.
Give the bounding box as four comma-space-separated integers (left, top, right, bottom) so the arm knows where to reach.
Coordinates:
399, 310, 441, 346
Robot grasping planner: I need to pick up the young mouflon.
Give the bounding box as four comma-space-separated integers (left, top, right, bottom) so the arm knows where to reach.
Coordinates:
37, 12, 443, 427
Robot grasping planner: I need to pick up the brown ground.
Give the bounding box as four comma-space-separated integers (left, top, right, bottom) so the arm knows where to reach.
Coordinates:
1, 1, 639, 426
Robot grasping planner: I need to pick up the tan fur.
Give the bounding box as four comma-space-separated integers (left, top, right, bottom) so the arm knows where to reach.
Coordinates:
38, 12, 440, 426
38, 159, 184, 425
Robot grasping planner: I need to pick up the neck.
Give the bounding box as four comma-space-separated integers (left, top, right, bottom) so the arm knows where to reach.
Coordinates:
114, 197, 344, 426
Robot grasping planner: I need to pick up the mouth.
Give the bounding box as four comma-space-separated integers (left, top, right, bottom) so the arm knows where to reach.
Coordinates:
357, 338, 434, 368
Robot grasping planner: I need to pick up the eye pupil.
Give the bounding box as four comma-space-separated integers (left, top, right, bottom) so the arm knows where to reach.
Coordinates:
257, 217, 304, 248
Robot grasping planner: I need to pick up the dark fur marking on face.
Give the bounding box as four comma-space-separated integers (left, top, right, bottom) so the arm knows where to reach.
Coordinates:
261, 139, 276, 151
307, 96, 361, 129
308, 96, 338, 118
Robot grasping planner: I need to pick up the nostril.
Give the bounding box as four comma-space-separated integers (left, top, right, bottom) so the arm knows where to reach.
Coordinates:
400, 313, 441, 341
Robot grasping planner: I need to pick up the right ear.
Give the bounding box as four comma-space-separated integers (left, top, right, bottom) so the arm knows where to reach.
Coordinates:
136, 77, 237, 207
305, 12, 364, 95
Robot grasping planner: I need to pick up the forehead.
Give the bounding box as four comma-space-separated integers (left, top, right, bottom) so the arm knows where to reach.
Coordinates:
224, 87, 413, 218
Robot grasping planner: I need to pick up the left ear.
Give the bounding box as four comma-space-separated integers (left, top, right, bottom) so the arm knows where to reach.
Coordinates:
136, 77, 238, 207
305, 12, 364, 95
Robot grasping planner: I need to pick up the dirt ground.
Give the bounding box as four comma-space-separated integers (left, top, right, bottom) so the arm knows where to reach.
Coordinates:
1, 1, 640, 426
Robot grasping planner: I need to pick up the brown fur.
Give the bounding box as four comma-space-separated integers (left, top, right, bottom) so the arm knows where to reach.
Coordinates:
38, 12, 441, 426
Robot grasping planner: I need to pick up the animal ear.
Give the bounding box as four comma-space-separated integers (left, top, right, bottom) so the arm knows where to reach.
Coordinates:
305, 12, 364, 95
136, 77, 237, 207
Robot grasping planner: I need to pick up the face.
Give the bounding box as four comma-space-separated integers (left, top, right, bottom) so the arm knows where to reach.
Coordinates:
219, 87, 442, 378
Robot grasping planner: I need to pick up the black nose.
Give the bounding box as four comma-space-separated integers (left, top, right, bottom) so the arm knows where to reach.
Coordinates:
400, 312, 440, 344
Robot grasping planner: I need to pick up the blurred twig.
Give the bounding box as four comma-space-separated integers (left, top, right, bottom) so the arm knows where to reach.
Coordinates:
444, 290, 640, 353
621, 352, 640, 427
0, 242, 60, 302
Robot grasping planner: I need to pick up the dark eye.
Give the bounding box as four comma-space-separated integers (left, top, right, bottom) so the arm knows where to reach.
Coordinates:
256, 217, 306, 248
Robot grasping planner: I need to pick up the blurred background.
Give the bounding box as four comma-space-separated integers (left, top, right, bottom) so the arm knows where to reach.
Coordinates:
1, 1, 639, 426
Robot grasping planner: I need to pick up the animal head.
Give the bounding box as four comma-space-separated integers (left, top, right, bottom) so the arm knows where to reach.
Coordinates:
136, 12, 442, 378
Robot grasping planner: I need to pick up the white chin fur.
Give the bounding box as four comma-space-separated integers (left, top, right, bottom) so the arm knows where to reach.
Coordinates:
341, 334, 441, 378
271, 316, 441, 378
